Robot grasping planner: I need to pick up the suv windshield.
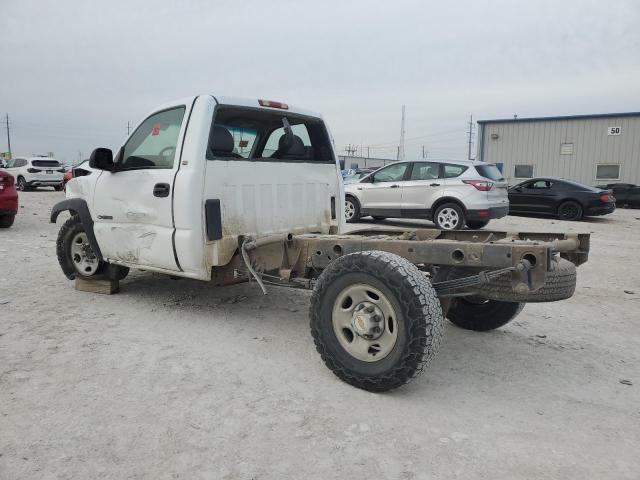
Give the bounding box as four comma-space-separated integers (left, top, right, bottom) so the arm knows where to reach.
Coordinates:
32, 160, 61, 168
475, 164, 504, 181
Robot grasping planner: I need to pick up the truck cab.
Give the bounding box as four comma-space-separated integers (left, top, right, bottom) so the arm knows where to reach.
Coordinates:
62, 95, 344, 280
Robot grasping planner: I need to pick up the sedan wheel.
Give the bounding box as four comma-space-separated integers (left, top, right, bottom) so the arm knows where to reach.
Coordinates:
558, 201, 583, 221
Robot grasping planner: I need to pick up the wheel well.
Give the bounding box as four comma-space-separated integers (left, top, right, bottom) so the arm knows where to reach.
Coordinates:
345, 194, 360, 208
431, 197, 466, 219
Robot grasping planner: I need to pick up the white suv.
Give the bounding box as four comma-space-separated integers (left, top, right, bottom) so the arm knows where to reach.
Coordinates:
3, 156, 65, 191
344, 159, 509, 230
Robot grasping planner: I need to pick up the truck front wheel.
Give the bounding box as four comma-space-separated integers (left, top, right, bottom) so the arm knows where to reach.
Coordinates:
310, 251, 443, 392
447, 297, 524, 331
56, 214, 128, 281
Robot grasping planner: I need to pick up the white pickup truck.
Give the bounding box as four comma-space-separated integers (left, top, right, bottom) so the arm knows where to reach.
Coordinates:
51, 95, 590, 392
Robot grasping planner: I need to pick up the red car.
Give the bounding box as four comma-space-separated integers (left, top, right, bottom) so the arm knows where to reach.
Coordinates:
0, 170, 19, 228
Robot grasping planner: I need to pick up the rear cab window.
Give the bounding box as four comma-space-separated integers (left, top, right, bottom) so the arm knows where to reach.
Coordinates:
474, 164, 505, 181
208, 106, 334, 163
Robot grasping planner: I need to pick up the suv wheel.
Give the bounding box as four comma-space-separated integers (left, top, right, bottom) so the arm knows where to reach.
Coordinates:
345, 197, 360, 223
434, 203, 465, 230
17, 176, 28, 191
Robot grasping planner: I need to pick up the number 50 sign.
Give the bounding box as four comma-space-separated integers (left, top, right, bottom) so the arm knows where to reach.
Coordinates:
608, 126, 622, 136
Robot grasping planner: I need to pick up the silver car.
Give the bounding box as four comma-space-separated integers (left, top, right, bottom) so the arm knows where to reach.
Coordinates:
343, 159, 509, 230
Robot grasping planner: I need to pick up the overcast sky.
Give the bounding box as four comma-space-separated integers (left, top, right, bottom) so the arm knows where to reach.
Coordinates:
1, 0, 639, 163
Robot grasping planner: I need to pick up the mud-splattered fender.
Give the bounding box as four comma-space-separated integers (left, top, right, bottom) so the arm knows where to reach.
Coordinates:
50, 198, 103, 260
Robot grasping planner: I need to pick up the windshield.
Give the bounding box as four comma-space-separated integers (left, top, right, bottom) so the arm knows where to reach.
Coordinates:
475, 164, 504, 181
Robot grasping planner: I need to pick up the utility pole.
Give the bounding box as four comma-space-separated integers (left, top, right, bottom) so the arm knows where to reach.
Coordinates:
127, 121, 131, 135
366, 146, 370, 158
467, 114, 475, 160
399, 105, 406, 161
4, 114, 11, 157
422, 145, 425, 159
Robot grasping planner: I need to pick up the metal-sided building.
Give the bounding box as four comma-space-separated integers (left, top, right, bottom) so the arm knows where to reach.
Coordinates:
476, 112, 640, 186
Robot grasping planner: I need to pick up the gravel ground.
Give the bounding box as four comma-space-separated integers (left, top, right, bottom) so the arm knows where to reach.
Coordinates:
1, 190, 639, 480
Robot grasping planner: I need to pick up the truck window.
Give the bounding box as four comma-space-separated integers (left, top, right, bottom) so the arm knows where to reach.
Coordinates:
207, 107, 335, 163
121, 107, 185, 170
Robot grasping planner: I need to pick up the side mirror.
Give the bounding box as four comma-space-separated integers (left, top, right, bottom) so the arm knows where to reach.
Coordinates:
360, 176, 373, 183
89, 148, 114, 171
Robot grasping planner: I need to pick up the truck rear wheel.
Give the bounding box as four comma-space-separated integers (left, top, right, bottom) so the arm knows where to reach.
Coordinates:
310, 250, 443, 392
447, 297, 524, 331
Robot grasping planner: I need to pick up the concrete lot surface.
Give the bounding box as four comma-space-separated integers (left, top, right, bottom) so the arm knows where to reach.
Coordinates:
1, 191, 639, 479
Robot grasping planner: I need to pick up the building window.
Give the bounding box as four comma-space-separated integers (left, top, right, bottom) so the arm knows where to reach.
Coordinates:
514, 164, 534, 178
560, 143, 574, 155
596, 164, 621, 180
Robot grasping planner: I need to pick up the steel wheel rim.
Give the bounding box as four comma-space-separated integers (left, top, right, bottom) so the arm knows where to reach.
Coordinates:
70, 232, 99, 275
344, 200, 355, 220
437, 207, 459, 230
331, 283, 398, 362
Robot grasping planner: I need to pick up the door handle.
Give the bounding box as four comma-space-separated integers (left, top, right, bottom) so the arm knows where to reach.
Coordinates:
390, 184, 399, 188
153, 183, 170, 197
430, 183, 440, 187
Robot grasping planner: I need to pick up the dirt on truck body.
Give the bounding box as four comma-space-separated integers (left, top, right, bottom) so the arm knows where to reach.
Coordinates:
51, 95, 591, 392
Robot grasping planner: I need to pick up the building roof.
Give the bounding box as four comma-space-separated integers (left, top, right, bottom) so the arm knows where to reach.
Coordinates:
477, 111, 640, 125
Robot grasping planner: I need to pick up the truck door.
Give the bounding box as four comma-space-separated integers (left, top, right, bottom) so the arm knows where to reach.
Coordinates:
92, 106, 187, 271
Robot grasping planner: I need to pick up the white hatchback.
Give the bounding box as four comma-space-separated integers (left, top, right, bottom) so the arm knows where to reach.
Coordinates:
2, 157, 65, 191
344, 159, 509, 230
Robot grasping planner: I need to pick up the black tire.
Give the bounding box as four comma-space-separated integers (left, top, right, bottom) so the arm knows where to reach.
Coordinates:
557, 200, 583, 221
466, 219, 490, 229
310, 250, 443, 392
468, 257, 576, 303
447, 298, 524, 331
344, 196, 361, 223
56, 214, 129, 281
16, 176, 28, 191
0, 215, 15, 228
433, 202, 465, 230
54, 184, 64, 191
